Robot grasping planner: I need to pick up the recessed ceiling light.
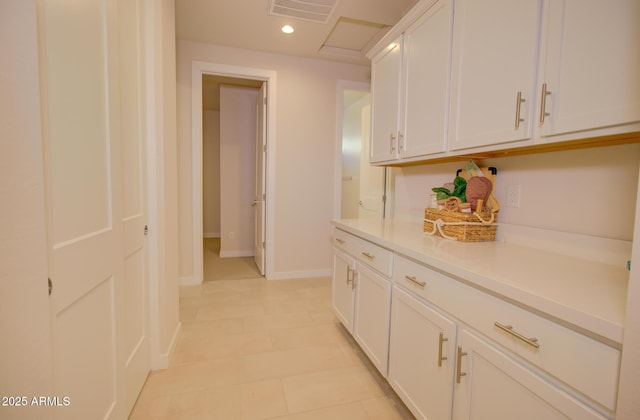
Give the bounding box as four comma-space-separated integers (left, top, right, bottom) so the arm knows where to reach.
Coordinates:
281, 25, 294, 34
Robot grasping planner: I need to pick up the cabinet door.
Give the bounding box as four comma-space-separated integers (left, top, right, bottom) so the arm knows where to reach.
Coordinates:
370, 37, 402, 163
449, 0, 543, 150
401, 0, 453, 158
353, 263, 392, 376
331, 248, 356, 333
389, 286, 456, 420
538, 0, 640, 139
452, 329, 607, 420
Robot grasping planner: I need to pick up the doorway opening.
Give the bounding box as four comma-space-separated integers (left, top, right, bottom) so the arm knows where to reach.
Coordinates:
191, 61, 277, 283
337, 82, 389, 220
201, 76, 264, 281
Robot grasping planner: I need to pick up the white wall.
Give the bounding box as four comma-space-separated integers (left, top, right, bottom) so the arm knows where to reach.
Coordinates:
203, 110, 220, 237
219, 85, 259, 257
393, 143, 640, 240
177, 40, 370, 279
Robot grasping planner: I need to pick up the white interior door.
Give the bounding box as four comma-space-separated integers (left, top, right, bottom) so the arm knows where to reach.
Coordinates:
40, 1, 125, 418
118, 0, 149, 413
358, 103, 385, 219
254, 83, 267, 275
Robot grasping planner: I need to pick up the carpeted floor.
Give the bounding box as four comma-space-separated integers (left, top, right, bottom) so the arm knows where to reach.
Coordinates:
203, 238, 263, 281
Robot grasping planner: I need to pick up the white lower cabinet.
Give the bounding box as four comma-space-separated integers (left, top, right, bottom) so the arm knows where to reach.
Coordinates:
331, 248, 356, 333
389, 285, 456, 419
452, 328, 606, 420
352, 263, 392, 376
331, 230, 393, 376
332, 230, 618, 419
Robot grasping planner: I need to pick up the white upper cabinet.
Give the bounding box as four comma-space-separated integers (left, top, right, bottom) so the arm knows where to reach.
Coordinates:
370, 38, 403, 163
448, 0, 543, 151
537, 0, 640, 140
401, 0, 453, 158
369, 0, 453, 164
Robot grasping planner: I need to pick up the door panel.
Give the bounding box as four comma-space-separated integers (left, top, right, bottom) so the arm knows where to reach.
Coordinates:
40, 0, 125, 419
55, 278, 117, 418
331, 249, 355, 333
370, 38, 402, 163
44, 0, 112, 243
353, 263, 392, 376
118, 0, 149, 412
254, 83, 266, 275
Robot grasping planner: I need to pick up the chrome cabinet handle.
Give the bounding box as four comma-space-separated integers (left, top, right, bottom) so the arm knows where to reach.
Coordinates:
346, 266, 353, 286
514, 91, 525, 129
335, 238, 345, 244
456, 346, 467, 384
398, 132, 404, 151
361, 252, 375, 260
494, 322, 540, 349
539, 83, 551, 124
438, 332, 448, 367
390, 133, 396, 154
405, 275, 426, 289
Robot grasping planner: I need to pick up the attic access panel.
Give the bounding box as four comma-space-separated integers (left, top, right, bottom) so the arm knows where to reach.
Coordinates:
320, 17, 389, 58
268, 0, 341, 24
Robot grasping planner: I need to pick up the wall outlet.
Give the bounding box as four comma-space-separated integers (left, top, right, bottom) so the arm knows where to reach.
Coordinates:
506, 184, 521, 208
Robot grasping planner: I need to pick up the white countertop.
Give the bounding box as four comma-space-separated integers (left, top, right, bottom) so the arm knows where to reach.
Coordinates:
331, 218, 629, 346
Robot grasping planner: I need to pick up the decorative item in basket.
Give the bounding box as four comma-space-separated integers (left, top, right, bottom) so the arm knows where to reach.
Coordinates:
424, 161, 499, 242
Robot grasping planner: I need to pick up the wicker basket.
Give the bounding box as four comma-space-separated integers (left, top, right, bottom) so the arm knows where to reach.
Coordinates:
424, 208, 498, 242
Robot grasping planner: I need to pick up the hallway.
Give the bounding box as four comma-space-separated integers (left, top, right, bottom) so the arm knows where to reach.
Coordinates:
129, 243, 413, 419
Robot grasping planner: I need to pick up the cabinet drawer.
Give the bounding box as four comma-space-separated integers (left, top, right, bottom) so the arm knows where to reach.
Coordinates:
393, 255, 620, 411
334, 229, 393, 277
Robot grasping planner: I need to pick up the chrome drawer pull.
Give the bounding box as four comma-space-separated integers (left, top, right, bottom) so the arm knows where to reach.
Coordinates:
456, 346, 467, 384
494, 322, 540, 349
438, 332, 448, 367
335, 238, 345, 244
361, 252, 375, 260
405, 275, 426, 289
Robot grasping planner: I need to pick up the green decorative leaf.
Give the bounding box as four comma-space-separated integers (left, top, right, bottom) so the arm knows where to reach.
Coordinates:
452, 176, 467, 201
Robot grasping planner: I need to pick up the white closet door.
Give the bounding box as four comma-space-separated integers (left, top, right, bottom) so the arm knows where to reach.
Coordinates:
118, 0, 150, 413
40, 1, 125, 418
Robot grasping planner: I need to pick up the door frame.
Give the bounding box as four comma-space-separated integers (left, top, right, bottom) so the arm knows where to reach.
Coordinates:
191, 61, 276, 282
334, 80, 393, 219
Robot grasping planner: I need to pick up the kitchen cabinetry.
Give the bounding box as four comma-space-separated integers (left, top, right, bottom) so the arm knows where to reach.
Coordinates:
388, 285, 456, 420
448, 0, 542, 151
331, 230, 393, 376
537, 0, 640, 141
352, 262, 392, 375
393, 253, 619, 415
331, 248, 355, 333
368, 0, 640, 166
452, 329, 606, 420
370, 37, 402, 163
370, 0, 453, 163
331, 220, 622, 419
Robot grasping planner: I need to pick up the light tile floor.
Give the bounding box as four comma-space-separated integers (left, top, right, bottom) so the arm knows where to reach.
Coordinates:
130, 246, 414, 419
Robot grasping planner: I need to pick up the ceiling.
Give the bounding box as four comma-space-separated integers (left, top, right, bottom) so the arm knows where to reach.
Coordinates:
175, 0, 417, 66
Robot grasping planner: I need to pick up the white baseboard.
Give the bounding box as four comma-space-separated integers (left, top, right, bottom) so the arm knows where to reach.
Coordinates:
150, 321, 181, 370
267, 269, 332, 281
219, 250, 255, 258
203, 232, 220, 238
